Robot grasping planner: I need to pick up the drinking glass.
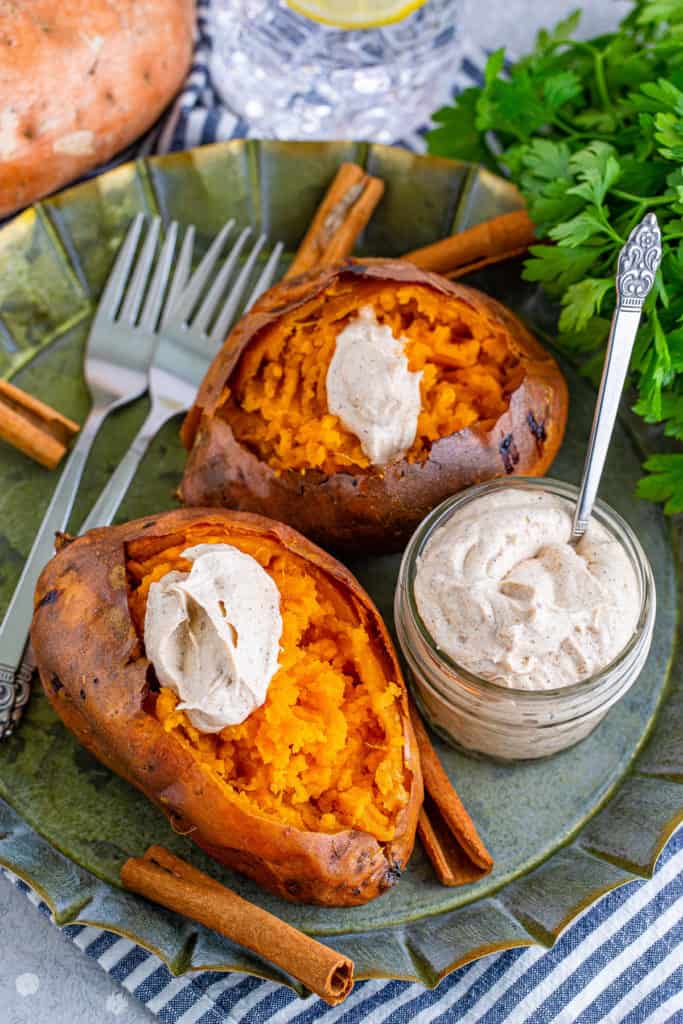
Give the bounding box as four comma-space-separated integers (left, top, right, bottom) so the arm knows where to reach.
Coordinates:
208, 0, 462, 141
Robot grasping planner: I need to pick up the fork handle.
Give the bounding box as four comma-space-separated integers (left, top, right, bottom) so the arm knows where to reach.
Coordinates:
0, 402, 111, 739
80, 402, 177, 533
0, 404, 110, 666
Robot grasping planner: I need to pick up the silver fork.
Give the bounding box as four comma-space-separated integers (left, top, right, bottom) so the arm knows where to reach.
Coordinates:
0, 214, 179, 739
79, 223, 283, 532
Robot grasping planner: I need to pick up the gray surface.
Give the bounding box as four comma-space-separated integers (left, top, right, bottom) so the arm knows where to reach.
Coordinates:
469, 0, 629, 52
0, 879, 156, 1023
0, 2, 626, 1021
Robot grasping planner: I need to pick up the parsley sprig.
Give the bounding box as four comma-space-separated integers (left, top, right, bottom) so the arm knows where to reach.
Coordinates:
427, 0, 683, 512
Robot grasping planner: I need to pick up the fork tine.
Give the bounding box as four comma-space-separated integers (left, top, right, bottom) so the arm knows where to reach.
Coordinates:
169, 218, 236, 327
209, 233, 267, 347
95, 213, 145, 322
139, 221, 179, 331
191, 226, 252, 336
244, 241, 283, 311
119, 217, 161, 325
161, 224, 195, 330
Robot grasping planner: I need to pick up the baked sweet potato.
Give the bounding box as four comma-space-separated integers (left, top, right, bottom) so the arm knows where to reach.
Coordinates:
180, 260, 568, 552
31, 508, 422, 906
0, 1, 194, 216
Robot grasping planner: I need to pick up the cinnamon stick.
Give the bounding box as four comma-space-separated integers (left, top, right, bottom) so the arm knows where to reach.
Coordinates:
445, 245, 530, 281
403, 210, 535, 278
0, 380, 79, 468
410, 704, 493, 886
285, 162, 384, 279
121, 846, 354, 1005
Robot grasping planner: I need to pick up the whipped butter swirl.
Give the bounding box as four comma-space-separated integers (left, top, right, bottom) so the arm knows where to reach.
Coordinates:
144, 544, 282, 732
414, 489, 640, 690
326, 305, 422, 466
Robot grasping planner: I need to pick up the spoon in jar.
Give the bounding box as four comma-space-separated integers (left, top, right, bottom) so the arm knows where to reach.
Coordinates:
571, 212, 662, 542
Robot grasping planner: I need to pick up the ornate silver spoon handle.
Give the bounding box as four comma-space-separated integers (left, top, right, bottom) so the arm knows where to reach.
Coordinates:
571, 212, 662, 542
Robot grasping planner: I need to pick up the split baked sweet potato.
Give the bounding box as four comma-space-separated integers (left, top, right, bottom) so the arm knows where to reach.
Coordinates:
31, 508, 422, 906
180, 259, 568, 552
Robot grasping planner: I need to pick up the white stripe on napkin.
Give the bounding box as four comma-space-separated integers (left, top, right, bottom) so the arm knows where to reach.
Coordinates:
499, 849, 683, 1023
224, 981, 285, 1021
610, 945, 682, 1022
175, 991, 227, 1024
645, 983, 683, 1024
73, 926, 104, 951
559, 900, 682, 1022
148, 975, 197, 1014
120, 954, 160, 993
204, 971, 250, 1002
98, 937, 137, 971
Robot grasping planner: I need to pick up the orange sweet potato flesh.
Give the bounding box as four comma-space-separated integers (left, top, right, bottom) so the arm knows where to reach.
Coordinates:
180, 260, 569, 553
0, 1, 194, 216
31, 509, 422, 906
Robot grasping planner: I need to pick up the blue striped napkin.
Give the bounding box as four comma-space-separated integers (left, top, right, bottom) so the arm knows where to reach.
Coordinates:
4, 829, 681, 1021
2, 1, 682, 1019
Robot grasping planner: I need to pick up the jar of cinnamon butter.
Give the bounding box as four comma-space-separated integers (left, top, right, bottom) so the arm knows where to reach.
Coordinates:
394, 478, 656, 760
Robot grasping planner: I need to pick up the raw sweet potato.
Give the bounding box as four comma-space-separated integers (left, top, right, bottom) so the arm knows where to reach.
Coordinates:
180, 259, 569, 552
31, 508, 422, 906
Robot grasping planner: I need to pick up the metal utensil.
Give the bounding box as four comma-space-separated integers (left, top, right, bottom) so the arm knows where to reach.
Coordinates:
571, 212, 662, 542
0, 215, 179, 739
79, 225, 283, 532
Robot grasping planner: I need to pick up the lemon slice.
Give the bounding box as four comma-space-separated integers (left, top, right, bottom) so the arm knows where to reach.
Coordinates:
286, 0, 427, 30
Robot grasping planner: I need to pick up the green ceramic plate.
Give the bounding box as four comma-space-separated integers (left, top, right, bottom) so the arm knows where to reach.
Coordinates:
0, 141, 681, 993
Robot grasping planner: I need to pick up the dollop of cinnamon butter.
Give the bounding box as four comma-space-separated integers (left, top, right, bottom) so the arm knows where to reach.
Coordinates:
144, 544, 282, 731
414, 489, 640, 689
326, 305, 422, 466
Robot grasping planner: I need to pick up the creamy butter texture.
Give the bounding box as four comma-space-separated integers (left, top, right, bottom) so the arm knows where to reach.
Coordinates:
144, 544, 282, 732
326, 305, 422, 466
414, 490, 640, 689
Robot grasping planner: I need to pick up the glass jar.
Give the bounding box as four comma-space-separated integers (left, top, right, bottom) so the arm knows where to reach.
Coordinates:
394, 478, 656, 761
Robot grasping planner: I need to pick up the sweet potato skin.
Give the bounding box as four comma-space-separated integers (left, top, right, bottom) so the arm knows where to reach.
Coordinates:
30, 508, 422, 906
179, 260, 569, 553
0, 1, 194, 216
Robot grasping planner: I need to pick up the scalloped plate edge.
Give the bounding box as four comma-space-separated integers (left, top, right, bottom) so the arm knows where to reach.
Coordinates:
1, 805, 680, 991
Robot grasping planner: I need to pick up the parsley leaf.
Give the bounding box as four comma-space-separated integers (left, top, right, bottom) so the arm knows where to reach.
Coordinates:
548, 210, 611, 246
427, 0, 683, 513
654, 112, 683, 161
567, 143, 621, 205
637, 454, 683, 513
637, 0, 683, 25
522, 245, 600, 294
543, 71, 584, 110
426, 90, 497, 170
535, 9, 582, 49
559, 278, 614, 333
517, 138, 573, 181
